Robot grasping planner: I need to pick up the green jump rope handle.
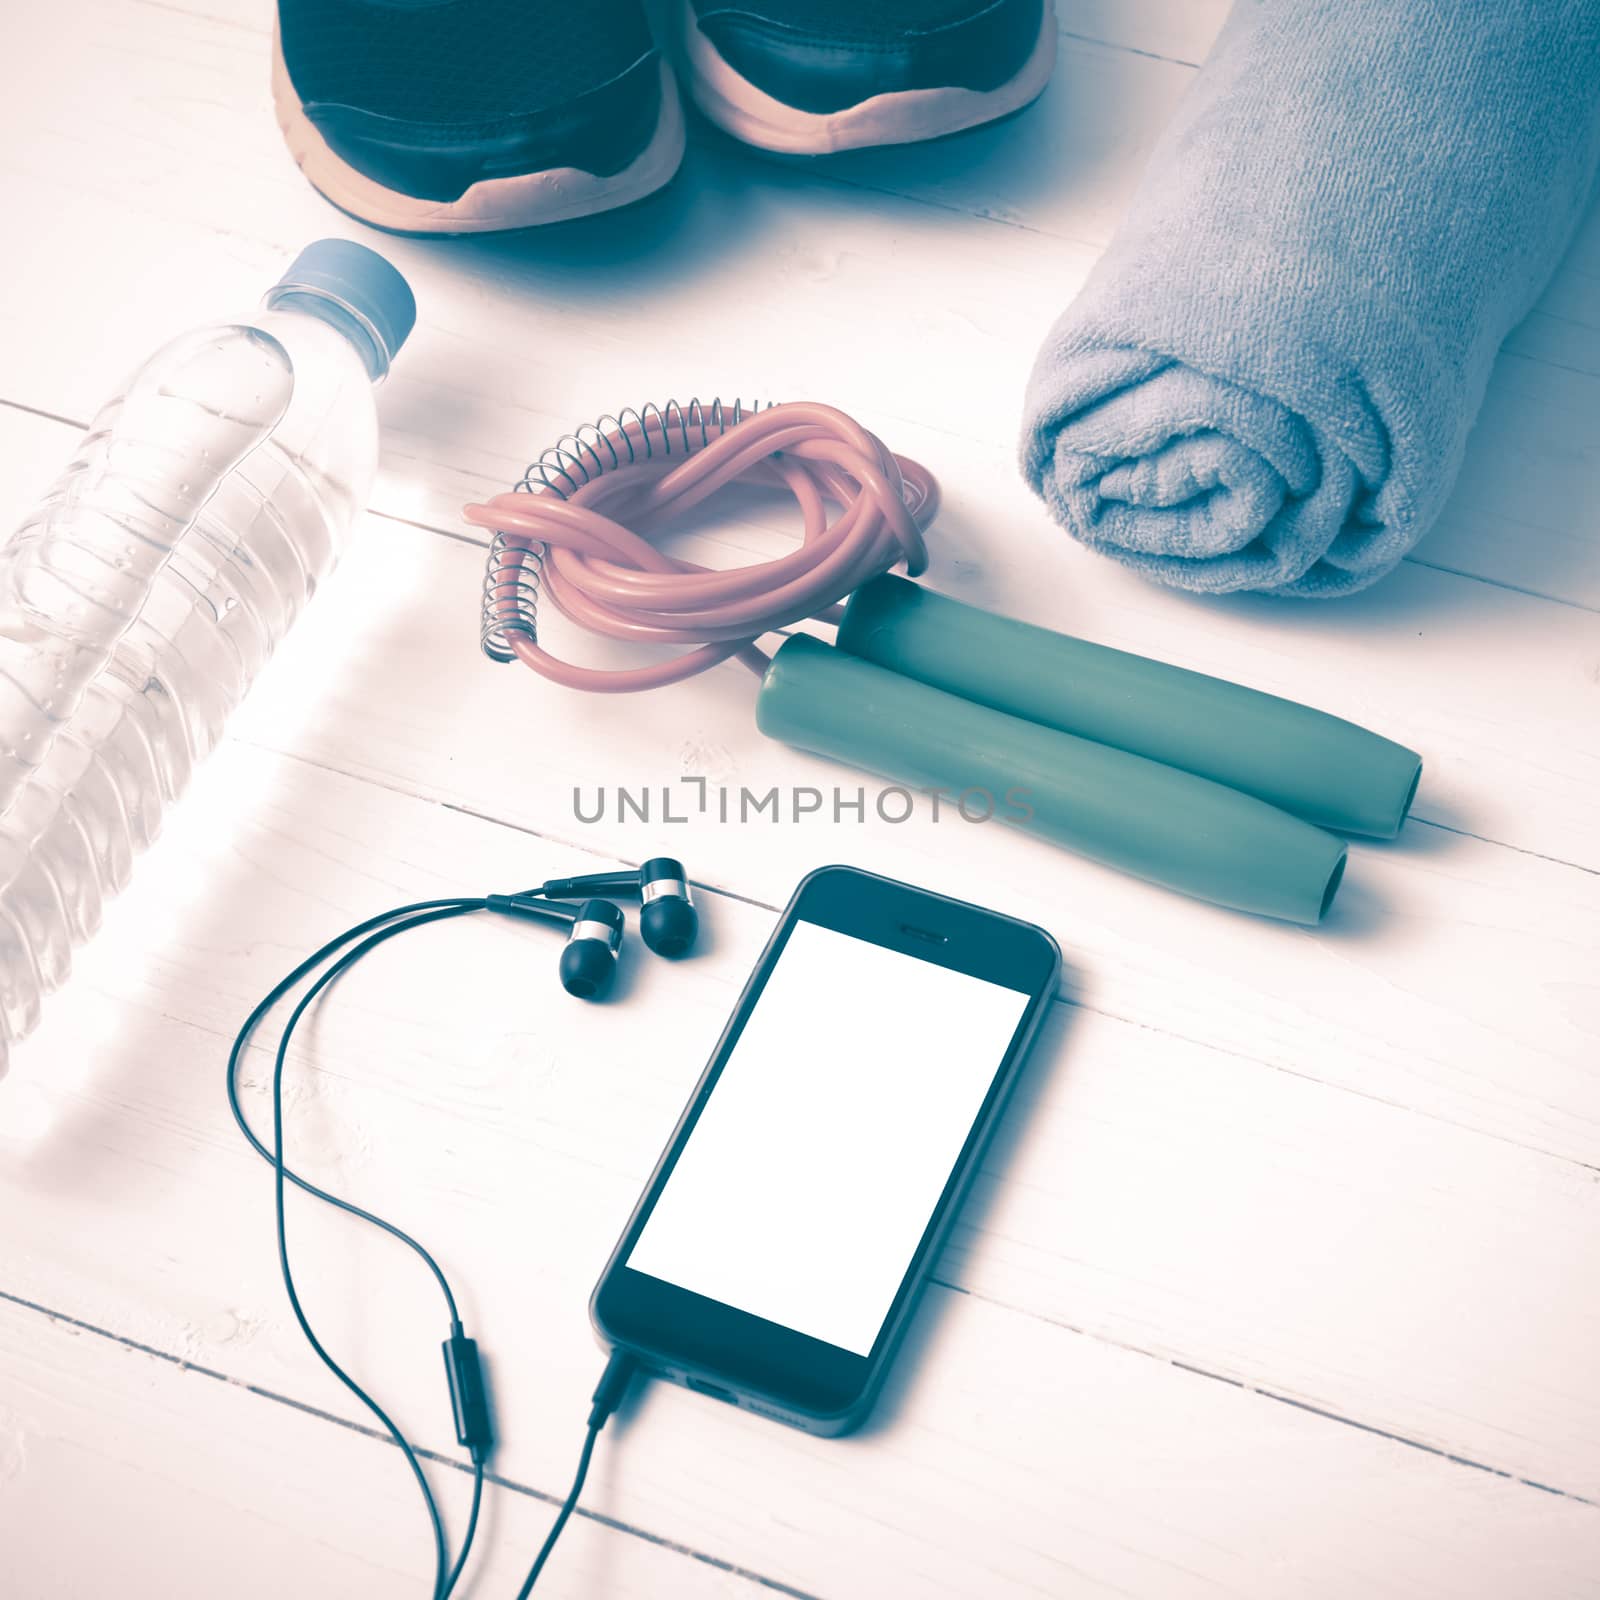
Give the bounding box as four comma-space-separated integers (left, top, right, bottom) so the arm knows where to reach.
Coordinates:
757, 635, 1348, 925
837, 576, 1422, 839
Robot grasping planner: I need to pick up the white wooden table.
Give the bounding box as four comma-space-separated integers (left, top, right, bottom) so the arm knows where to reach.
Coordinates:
3, 2, 1598, 1595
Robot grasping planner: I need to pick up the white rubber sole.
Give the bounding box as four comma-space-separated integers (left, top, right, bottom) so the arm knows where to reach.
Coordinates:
678, 0, 1058, 155
271, 35, 687, 234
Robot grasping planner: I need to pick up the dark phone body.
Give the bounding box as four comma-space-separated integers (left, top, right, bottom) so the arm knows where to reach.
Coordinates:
590, 864, 1061, 1436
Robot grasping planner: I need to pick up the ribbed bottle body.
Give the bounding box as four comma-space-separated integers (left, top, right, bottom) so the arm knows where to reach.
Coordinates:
0, 305, 381, 1068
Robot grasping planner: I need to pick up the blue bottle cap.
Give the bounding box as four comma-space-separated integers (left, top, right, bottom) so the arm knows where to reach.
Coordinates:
274, 239, 416, 367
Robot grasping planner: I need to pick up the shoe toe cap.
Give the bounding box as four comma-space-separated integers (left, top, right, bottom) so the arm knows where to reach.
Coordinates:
693, 0, 1047, 115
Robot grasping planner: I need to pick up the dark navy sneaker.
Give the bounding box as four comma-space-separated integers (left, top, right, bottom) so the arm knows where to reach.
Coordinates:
679, 0, 1056, 154
273, 0, 685, 233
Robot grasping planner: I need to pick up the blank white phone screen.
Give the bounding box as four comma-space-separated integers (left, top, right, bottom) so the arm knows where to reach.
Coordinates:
626, 920, 1031, 1356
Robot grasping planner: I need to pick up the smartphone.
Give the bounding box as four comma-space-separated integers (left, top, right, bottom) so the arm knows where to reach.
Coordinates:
590, 864, 1061, 1435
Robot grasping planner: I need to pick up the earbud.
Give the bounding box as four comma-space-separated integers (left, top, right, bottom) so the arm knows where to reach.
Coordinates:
486, 891, 625, 999
558, 898, 624, 998
537, 857, 698, 958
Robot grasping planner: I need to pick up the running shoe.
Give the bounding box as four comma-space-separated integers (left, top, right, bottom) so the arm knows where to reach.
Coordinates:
274, 0, 686, 233
679, 0, 1057, 154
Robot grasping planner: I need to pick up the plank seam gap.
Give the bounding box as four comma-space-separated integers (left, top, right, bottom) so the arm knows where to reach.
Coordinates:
10, 1265, 1592, 1539
132, 0, 265, 35
17, 1276, 1592, 1574
0, 1286, 825, 1600
1057, 28, 1201, 69
198, 744, 1600, 1180
1050, 995, 1599, 1177
1412, 815, 1600, 878
237, 753, 1600, 1175
934, 1283, 1600, 1510
419, 722, 1597, 894
1502, 347, 1600, 384
132, 0, 1212, 71
3, 398, 1592, 614
1399, 554, 1599, 615
369, 507, 487, 552
426, 795, 1600, 1171
764, 156, 1067, 241
0, 397, 87, 432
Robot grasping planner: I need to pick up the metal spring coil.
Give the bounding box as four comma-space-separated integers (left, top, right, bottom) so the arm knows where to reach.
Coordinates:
479, 397, 764, 662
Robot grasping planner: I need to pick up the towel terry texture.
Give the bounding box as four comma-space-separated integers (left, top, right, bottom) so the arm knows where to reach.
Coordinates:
1021, 0, 1600, 596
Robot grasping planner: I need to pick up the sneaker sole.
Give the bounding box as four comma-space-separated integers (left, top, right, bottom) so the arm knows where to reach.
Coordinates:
271, 35, 687, 234
678, 0, 1057, 155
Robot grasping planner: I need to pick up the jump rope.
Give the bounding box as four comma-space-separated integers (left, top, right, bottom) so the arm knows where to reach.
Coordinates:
466, 398, 937, 687
234, 398, 1420, 1592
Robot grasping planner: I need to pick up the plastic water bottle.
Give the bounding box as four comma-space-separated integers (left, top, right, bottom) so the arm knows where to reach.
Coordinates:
0, 241, 415, 1076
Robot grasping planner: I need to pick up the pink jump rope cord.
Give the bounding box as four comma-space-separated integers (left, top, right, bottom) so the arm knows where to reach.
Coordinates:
463, 401, 938, 692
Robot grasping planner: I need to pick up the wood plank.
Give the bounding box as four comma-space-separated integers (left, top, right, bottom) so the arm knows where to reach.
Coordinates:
0, 0, 1595, 606
4, 397, 1598, 1172
6, 1065, 1600, 1600
12, 1288, 1600, 1600
0, 1297, 780, 1599
1054, 0, 1228, 64
4, 3, 1597, 1593
10, 394, 1596, 876
153, 509, 1600, 1172
2, 741, 1598, 1508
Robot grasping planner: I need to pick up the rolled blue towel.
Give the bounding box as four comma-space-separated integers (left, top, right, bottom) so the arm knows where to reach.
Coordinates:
1021, 0, 1600, 597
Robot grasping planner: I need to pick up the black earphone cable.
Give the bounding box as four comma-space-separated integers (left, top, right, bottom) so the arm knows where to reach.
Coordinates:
269, 905, 485, 1600
229, 889, 644, 1596
445, 1459, 485, 1598
517, 1349, 639, 1598
229, 898, 494, 1600
227, 896, 485, 1321
517, 1425, 598, 1598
